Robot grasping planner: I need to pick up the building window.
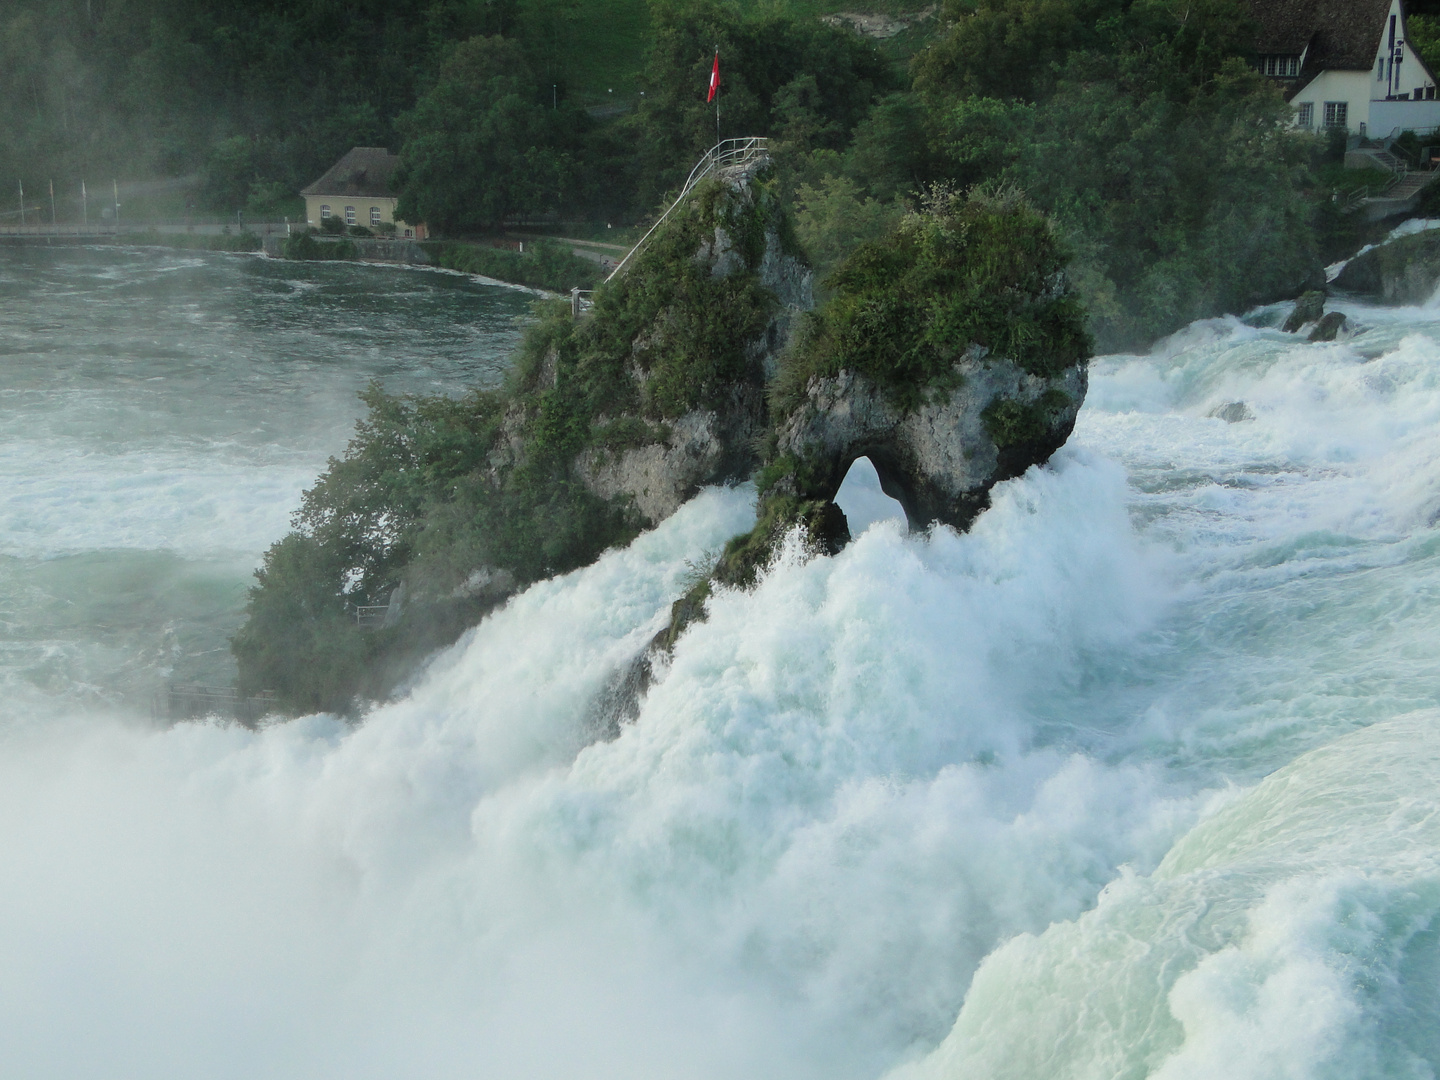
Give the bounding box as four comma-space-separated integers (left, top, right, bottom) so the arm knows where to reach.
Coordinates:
1379, 58, 1386, 81
320, 204, 331, 219
344, 205, 356, 225
1323, 101, 1348, 129
370, 206, 381, 226
1262, 55, 1300, 77
1297, 102, 1314, 128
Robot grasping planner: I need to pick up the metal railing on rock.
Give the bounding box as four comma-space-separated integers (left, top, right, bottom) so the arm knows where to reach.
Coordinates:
604, 137, 770, 283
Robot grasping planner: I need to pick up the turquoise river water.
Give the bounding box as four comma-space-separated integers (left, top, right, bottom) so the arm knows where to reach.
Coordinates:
0, 243, 1437, 1079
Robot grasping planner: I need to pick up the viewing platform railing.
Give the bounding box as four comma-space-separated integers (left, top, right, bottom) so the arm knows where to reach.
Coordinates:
604, 137, 769, 283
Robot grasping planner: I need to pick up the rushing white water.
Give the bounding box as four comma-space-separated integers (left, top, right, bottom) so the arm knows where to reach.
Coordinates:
2, 248, 1439, 1078
0, 246, 529, 717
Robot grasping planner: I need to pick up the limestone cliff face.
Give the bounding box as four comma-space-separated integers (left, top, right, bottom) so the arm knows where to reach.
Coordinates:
576, 403, 756, 524
575, 162, 812, 527
774, 350, 1087, 532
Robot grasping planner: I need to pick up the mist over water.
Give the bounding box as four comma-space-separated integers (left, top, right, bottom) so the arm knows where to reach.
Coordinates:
0, 246, 530, 717
3, 249, 1440, 1078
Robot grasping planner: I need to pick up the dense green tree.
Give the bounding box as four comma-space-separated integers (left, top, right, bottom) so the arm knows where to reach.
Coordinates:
906, 0, 1314, 349
0, 0, 494, 213
1407, 14, 1440, 76
843, 92, 945, 201
1002, 57, 1314, 347
617, 0, 894, 210
790, 175, 904, 285
913, 0, 1124, 102
395, 35, 577, 232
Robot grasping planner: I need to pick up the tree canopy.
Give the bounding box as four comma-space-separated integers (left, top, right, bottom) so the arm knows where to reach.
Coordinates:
395, 35, 577, 231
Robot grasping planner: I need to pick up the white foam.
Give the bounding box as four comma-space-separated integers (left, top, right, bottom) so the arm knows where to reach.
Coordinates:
6, 247, 1440, 1078
0, 463, 1205, 1078
891, 712, 1440, 1080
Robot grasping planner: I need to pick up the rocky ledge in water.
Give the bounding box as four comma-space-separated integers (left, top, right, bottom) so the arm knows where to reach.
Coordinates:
235, 170, 1090, 719
1280, 289, 1348, 342
1333, 228, 1440, 304
600, 185, 1092, 733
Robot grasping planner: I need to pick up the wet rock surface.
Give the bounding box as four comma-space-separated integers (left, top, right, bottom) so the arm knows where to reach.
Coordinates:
1308, 310, 1347, 342
1211, 401, 1254, 423
1282, 290, 1326, 333
774, 355, 1087, 532
1333, 229, 1440, 303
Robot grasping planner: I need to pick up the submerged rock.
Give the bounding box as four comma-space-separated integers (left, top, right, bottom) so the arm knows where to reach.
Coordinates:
1308, 310, 1347, 342
1281, 290, 1325, 333
1210, 401, 1253, 423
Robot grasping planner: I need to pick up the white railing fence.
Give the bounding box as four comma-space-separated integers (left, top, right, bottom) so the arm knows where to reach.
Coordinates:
604, 137, 769, 283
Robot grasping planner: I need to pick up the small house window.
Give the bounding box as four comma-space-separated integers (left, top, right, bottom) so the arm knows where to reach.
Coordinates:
345, 205, 356, 224
320, 204, 331, 219
1297, 102, 1314, 128
370, 206, 381, 226
1323, 101, 1348, 129
1262, 55, 1300, 77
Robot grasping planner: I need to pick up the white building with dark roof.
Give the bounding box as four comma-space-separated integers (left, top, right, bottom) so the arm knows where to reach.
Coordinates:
1251, 0, 1440, 135
300, 147, 427, 238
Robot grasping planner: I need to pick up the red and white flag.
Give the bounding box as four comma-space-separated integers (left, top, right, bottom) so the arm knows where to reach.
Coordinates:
707, 52, 720, 102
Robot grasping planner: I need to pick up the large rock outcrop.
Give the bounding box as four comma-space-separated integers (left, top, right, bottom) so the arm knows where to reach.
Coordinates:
1333, 229, 1440, 303
773, 350, 1086, 532
236, 174, 1089, 720
613, 186, 1093, 724
574, 164, 811, 524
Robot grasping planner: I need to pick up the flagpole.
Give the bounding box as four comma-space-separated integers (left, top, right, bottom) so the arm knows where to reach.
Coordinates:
716, 47, 721, 144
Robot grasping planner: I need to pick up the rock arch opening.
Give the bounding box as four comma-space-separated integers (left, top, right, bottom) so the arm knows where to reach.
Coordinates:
834, 455, 908, 535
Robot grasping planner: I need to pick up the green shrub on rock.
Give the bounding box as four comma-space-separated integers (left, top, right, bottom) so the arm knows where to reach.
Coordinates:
236, 165, 803, 715
776, 185, 1090, 413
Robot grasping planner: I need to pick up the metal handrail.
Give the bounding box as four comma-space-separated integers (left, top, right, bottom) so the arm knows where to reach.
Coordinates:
604, 137, 769, 283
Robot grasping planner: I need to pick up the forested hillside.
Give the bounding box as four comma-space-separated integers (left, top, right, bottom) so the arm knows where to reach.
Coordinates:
6, 0, 1427, 347
0, 0, 909, 218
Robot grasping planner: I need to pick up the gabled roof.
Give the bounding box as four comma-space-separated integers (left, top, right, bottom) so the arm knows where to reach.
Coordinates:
1249, 0, 1391, 70
301, 147, 401, 199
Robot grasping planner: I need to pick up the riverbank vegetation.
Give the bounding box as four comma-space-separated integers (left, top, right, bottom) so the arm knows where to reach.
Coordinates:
422, 239, 603, 292
7, 0, 1410, 347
